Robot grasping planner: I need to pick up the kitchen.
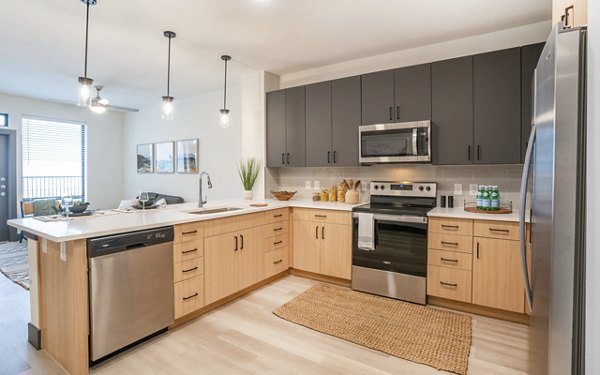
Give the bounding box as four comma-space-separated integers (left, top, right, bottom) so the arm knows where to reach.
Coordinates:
0, 1, 598, 374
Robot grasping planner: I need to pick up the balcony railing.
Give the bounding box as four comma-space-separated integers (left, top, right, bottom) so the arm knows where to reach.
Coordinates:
22, 176, 84, 200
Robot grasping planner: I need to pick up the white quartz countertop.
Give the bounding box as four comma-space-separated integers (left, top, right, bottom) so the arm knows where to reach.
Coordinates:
428, 206, 530, 223
7, 198, 358, 242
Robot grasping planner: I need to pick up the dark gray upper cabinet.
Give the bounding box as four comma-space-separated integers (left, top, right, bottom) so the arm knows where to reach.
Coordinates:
332, 76, 361, 166
284, 86, 306, 167
394, 64, 431, 122
521, 43, 545, 162
474, 48, 521, 164
306, 81, 332, 167
361, 70, 395, 125
432, 56, 474, 165
266, 90, 286, 167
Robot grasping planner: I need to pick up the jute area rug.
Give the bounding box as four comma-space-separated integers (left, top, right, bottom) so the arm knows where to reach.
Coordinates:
274, 283, 471, 375
0, 241, 29, 290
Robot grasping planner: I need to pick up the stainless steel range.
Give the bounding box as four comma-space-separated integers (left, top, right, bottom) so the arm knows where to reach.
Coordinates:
351, 181, 436, 304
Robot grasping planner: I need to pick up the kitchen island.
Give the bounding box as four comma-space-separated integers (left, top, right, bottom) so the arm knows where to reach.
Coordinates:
7, 199, 356, 375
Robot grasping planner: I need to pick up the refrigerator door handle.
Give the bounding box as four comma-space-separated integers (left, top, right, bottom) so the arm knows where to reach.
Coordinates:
520, 124, 536, 311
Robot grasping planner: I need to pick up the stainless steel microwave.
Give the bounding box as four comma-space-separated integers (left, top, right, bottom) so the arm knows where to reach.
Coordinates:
359, 121, 431, 164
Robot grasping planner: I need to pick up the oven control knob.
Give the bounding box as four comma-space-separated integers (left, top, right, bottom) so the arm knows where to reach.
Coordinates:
374, 185, 379, 190
425, 186, 431, 191
380, 185, 385, 190
418, 186, 424, 191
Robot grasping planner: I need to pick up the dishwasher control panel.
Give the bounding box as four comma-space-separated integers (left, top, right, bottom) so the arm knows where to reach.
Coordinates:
87, 226, 174, 258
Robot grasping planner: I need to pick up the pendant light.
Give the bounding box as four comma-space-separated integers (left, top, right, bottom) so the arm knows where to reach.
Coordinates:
162, 31, 176, 120
77, 0, 96, 106
89, 85, 108, 113
219, 55, 232, 129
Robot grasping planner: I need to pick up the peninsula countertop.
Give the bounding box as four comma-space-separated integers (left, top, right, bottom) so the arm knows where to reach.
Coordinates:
7, 198, 359, 242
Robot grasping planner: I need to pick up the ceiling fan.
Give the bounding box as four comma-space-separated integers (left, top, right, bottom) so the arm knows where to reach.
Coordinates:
49, 88, 140, 113
90, 85, 108, 113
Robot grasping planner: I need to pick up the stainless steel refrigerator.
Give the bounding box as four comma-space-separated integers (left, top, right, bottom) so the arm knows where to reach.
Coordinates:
520, 24, 587, 375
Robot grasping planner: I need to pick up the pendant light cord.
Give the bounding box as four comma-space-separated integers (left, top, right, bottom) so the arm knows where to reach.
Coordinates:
84, 2, 90, 78
223, 58, 228, 108
167, 35, 172, 97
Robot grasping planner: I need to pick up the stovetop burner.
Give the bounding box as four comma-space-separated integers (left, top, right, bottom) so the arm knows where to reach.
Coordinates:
352, 181, 437, 217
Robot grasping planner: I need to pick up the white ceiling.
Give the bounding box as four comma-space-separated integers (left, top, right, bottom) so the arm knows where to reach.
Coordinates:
0, 0, 550, 110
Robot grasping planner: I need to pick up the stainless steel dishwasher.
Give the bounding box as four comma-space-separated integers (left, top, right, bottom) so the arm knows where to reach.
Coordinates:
87, 226, 174, 363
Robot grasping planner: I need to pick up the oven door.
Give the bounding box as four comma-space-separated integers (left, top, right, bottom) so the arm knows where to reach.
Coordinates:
359, 121, 431, 164
352, 214, 428, 277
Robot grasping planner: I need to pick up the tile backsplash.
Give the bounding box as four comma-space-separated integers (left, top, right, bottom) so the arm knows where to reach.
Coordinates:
266, 164, 530, 210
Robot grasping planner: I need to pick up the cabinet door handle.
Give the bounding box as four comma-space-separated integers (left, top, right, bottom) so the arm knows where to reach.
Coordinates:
286, 153, 290, 164
441, 241, 459, 246
282, 153, 285, 165
477, 241, 480, 259
441, 224, 459, 229
273, 227, 283, 232
440, 281, 458, 287
240, 234, 244, 250
333, 151, 337, 163
273, 240, 283, 245
314, 214, 327, 218
273, 214, 283, 218
440, 257, 458, 263
489, 228, 510, 233
274, 259, 283, 265
183, 293, 199, 301
315, 226, 319, 239
389, 106, 393, 121
477, 145, 481, 160
182, 266, 198, 273
327, 151, 331, 163
321, 226, 325, 239
468, 145, 471, 161
182, 248, 198, 254
396, 105, 400, 120
182, 230, 197, 235
235, 236, 238, 251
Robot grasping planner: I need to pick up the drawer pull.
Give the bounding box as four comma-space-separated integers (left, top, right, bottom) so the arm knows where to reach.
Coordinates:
440, 281, 458, 287
183, 293, 199, 300
441, 241, 459, 246
314, 214, 327, 218
273, 240, 283, 245
182, 248, 198, 254
182, 266, 198, 273
489, 228, 510, 233
441, 225, 459, 229
273, 214, 283, 218
273, 227, 283, 232
182, 230, 198, 235
274, 259, 283, 264
383, 261, 391, 265
440, 257, 458, 263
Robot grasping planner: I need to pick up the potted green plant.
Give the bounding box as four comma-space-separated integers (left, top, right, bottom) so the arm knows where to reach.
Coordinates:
237, 158, 261, 200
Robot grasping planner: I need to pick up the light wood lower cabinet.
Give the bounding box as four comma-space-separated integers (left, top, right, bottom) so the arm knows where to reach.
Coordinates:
427, 265, 472, 303
173, 223, 205, 319
292, 209, 352, 280
174, 275, 204, 319
204, 226, 264, 305
472, 236, 525, 313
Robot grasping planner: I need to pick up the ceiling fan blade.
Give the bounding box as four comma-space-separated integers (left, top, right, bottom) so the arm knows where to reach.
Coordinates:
48, 98, 139, 113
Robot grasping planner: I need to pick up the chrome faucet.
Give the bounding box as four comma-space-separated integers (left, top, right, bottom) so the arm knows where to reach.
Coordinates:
199, 171, 213, 208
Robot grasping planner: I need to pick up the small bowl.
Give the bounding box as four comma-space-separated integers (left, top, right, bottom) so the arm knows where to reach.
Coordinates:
271, 191, 297, 201
69, 203, 89, 213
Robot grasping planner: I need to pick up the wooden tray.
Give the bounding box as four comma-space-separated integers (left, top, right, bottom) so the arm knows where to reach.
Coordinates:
464, 207, 512, 214
250, 203, 268, 207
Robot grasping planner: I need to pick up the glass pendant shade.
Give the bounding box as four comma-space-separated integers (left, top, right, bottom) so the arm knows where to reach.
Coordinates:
219, 55, 232, 129
78, 77, 93, 106
220, 109, 230, 129
162, 96, 174, 120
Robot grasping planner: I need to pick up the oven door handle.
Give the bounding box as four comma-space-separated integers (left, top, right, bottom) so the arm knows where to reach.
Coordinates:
412, 128, 418, 156
353, 212, 427, 224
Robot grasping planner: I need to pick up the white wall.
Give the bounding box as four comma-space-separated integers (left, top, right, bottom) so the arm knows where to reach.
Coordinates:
279, 21, 551, 88
122, 76, 267, 203
586, 1, 599, 372
0, 93, 124, 210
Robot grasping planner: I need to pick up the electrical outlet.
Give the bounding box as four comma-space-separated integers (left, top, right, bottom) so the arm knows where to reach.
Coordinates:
305, 180, 311, 189
314, 180, 320, 190
60, 242, 67, 262
454, 183, 463, 196
469, 184, 479, 196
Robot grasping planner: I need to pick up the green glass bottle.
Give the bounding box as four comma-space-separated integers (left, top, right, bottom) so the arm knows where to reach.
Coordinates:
476, 185, 483, 210
482, 185, 491, 211
491, 185, 500, 211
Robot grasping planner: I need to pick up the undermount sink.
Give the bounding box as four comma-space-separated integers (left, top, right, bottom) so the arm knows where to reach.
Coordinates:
187, 207, 243, 215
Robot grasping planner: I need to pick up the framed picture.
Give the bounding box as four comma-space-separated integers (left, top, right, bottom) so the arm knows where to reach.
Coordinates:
136, 143, 154, 173
177, 139, 198, 174
155, 141, 174, 174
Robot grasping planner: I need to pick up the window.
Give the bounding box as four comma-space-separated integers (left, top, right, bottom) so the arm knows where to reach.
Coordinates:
21, 117, 87, 200
0, 113, 7, 127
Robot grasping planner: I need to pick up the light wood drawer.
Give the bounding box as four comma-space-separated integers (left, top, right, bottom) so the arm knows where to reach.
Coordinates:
174, 257, 203, 282
264, 247, 289, 278
428, 249, 472, 270
428, 232, 473, 253
293, 208, 351, 225
174, 275, 204, 319
264, 208, 289, 224
203, 212, 265, 237
174, 222, 203, 244
474, 220, 519, 241
264, 233, 288, 252
427, 265, 472, 303
264, 221, 289, 237
429, 217, 473, 236
173, 239, 203, 263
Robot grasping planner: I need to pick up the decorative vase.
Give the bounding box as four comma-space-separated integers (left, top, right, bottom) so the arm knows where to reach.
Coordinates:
345, 190, 359, 204
243, 190, 253, 200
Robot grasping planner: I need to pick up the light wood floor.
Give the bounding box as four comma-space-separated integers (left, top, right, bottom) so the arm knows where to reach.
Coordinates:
0, 274, 529, 375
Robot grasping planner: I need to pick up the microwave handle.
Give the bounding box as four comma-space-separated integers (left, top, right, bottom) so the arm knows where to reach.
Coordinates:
412, 128, 418, 156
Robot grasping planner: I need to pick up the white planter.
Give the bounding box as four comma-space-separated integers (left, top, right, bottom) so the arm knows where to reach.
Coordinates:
243, 190, 253, 200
